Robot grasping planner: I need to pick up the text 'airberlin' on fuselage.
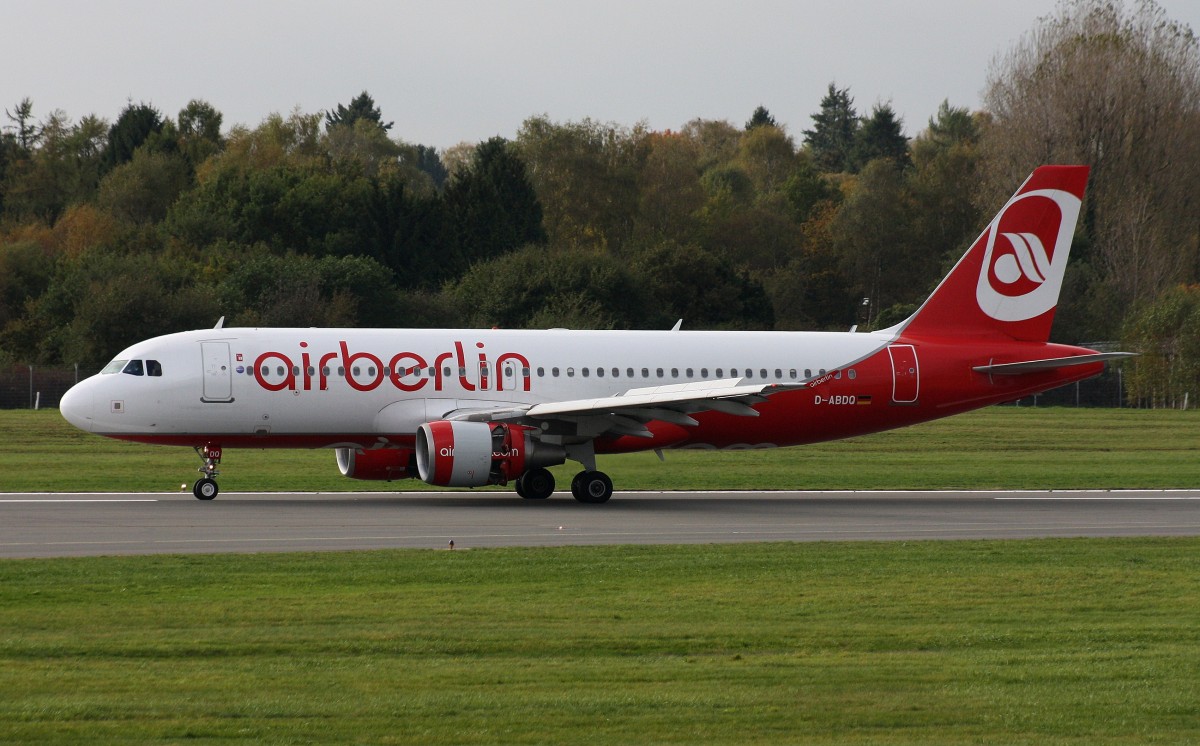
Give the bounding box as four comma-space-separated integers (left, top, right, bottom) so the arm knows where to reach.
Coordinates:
250, 340, 531, 393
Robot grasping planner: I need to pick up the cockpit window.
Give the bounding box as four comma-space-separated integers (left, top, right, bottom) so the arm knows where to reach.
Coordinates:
146, 359, 162, 377
101, 360, 127, 374
122, 360, 144, 376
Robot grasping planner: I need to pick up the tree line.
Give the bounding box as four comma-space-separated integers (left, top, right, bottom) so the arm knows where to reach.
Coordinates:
1, 0, 1198, 405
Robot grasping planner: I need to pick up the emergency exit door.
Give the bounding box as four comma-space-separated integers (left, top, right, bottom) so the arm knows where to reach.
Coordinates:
888, 344, 919, 404
201, 341, 234, 402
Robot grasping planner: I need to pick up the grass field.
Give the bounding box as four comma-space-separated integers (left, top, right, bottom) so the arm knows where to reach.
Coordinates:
3, 407, 1199, 742
2, 406, 1197, 492
1, 539, 1198, 744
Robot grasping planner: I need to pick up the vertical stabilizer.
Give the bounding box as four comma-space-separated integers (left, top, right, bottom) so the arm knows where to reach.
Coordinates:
898, 165, 1089, 343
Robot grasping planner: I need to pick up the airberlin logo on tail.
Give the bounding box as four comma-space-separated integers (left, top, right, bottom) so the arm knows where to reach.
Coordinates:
976, 188, 1082, 322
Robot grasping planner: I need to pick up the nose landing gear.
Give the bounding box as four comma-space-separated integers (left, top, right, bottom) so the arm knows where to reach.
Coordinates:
192, 443, 222, 500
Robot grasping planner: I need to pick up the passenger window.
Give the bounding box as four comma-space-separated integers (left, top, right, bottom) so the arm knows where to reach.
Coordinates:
671, 368, 679, 378
276, 366, 286, 377
641, 368, 649, 378
848, 369, 857, 380
774, 369, 782, 379
716, 368, 723, 378
567, 367, 575, 377
626, 368, 634, 378
595, 367, 603, 377
686, 368, 693, 377
745, 369, 753, 379
701, 368, 708, 378
789, 369, 797, 379
338, 367, 346, 376
552, 367, 560, 377
805, 369, 812, 378
656, 368, 664, 378
582, 368, 590, 378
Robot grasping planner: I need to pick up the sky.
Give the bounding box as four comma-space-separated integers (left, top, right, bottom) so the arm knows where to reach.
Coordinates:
4, 0, 1199, 150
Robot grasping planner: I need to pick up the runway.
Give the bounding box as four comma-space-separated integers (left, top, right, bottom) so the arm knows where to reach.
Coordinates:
2, 490, 1199, 558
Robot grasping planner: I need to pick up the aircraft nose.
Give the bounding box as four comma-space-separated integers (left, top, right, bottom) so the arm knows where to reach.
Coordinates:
60, 381, 94, 432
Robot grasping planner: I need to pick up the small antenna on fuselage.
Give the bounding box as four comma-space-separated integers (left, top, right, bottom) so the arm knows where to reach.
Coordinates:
214, 316, 225, 329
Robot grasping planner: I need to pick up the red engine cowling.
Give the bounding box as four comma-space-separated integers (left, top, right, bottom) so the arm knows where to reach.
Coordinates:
336, 447, 414, 481
415, 420, 565, 487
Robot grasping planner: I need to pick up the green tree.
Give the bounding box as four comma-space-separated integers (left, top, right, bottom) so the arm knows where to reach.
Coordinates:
632, 241, 774, 329
325, 91, 393, 132
736, 124, 800, 194
853, 103, 910, 169
803, 84, 858, 173
409, 144, 448, 189
516, 116, 648, 252
5, 98, 39, 151
1121, 284, 1200, 408
745, 105, 778, 130
177, 99, 224, 171
442, 137, 545, 270
636, 131, 705, 243
780, 154, 836, 225
832, 159, 927, 326
908, 101, 982, 276
96, 149, 191, 225
104, 103, 168, 172
450, 245, 649, 329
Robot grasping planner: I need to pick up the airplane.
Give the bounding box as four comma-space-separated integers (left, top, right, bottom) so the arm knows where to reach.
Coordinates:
59, 165, 1132, 503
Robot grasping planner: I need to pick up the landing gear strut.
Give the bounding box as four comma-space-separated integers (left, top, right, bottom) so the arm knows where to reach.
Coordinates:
192, 443, 222, 500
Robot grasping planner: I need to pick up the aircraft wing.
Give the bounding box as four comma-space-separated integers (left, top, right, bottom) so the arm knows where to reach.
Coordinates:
972, 352, 1136, 375
445, 378, 805, 438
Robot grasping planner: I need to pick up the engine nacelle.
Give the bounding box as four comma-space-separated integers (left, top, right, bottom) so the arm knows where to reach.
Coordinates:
336, 447, 414, 481
415, 420, 566, 487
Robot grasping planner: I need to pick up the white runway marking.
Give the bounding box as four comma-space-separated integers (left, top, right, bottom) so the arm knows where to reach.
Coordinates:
0, 499, 159, 503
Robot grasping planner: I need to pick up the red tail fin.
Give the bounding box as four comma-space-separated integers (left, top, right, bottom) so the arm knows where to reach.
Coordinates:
898, 165, 1089, 343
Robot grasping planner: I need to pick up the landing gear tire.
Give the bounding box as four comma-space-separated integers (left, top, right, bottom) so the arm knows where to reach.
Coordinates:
193, 477, 219, 500
571, 470, 613, 504
518, 468, 555, 500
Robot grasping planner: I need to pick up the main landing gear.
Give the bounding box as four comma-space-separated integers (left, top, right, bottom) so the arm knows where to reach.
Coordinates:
192, 443, 222, 500
512, 467, 614, 503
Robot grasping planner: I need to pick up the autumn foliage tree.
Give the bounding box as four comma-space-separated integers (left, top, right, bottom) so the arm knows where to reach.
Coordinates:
982, 0, 1200, 328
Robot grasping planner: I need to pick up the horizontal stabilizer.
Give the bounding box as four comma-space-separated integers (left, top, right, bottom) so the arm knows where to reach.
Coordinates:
973, 352, 1136, 376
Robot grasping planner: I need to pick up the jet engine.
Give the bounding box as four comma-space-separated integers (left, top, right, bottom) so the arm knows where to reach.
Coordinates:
336, 447, 415, 481
415, 420, 565, 487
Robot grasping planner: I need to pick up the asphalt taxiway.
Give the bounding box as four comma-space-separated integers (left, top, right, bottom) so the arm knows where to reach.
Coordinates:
2, 490, 1199, 558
